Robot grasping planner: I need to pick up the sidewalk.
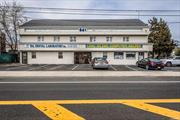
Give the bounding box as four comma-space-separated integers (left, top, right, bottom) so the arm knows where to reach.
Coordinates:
0, 71, 180, 77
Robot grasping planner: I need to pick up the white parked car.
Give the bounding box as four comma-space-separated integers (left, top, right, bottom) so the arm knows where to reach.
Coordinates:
161, 56, 180, 67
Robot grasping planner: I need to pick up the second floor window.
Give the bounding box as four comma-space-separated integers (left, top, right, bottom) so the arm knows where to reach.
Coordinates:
54, 36, 60, 42
106, 36, 112, 42
70, 36, 76, 42
123, 36, 129, 42
90, 36, 96, 42
37, 36, 44, 42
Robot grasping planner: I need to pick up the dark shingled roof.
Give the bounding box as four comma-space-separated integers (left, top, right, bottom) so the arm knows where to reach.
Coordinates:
21, 19, 147, 27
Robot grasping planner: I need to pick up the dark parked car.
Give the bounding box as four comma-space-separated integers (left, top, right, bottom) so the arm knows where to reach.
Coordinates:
136, 58, 164, 70
91, 57, 109, 69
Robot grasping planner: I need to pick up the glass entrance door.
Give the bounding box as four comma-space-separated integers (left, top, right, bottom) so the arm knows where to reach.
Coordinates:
22, 52, 28, 64
138, 52, 144, 60
74, 52, 91, 64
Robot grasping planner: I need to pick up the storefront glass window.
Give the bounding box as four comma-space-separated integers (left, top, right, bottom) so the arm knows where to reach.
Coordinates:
114, 52, 124, 59
103, 52, 107, 58
126, 52, 136, 59
58, 52, 63, 59
138, 52, 144, 60
32, 52, 36, 59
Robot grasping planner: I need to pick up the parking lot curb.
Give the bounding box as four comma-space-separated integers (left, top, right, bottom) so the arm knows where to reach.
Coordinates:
0, 71, 180, 77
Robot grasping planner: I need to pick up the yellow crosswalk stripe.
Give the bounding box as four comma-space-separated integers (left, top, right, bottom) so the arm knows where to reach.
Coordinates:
0, 99, 179, 120
0, 99, 179, 105
33, 103, 85, 120
122, 102, 180, 120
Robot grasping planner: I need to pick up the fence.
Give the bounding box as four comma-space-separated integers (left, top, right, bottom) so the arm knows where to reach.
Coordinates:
0, 53, 17, 63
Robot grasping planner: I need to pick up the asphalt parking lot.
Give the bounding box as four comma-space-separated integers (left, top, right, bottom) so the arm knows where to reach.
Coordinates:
0, 63, 180, 71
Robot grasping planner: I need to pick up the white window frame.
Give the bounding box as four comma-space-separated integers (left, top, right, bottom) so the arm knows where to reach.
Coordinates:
114, 52, 124, 59
54, 36, 60, 42
58, 52, 63, 59
103, 52, 108, 58
31, 52, 36, 59
138, 52, 144, 60
126, 52, 136, 60
70, 36, 76, 42
90, 36, 96, 42
37, 35, 44, 42
123, 36, 129, 42
106, 36, 112, 42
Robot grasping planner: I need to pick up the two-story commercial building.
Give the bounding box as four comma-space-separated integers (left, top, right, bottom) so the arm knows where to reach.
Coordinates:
19, 19, 153, 65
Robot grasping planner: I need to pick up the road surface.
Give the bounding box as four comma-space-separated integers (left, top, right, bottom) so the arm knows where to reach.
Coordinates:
0, 76, 179, 120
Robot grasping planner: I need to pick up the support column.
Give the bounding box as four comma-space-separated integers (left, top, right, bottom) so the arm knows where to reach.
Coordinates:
19, 51, 22, 64
144, 52, 148, 58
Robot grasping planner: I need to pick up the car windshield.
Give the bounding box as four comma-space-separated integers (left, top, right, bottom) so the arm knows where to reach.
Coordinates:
168, 57, 173, 59
95, 57, 106, 61
149, 58, 161, 62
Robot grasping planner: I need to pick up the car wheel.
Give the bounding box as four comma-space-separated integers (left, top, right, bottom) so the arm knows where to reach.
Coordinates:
145, 65, 149, 70
158, 68, 162, 70
136, 62, 139, 67
166, 62, 172, 67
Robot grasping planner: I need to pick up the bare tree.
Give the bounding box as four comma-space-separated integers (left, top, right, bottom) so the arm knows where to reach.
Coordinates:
0, 31, 6, 53
0, 1, 26, 53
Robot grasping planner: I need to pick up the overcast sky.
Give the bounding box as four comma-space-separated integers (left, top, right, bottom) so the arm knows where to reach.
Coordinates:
1, 0, 180, 41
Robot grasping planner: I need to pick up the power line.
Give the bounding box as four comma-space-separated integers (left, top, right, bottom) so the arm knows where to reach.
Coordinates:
23, 7, 180, 12
167, 22, 180, 24
23, 11, 180, 17
24, 15, 180, 24
1, 6, 180, 12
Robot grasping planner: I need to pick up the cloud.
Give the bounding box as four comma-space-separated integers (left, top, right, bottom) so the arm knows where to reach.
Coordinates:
1, 0, 180, 40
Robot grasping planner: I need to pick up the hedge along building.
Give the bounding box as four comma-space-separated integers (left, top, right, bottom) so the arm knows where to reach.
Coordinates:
19, 19, 153, 65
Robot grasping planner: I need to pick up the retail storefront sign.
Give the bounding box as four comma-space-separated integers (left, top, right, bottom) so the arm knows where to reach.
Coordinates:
86, 44, 142, 48
25, 43, 142, 49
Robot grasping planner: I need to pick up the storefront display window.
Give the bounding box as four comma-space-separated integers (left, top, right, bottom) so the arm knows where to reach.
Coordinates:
138, 52, 144, 60
58, 52, 63, 59
114, 52, 124, 59
103, 52, 107, 58
32, 52, 36, 59
126, 52, 136, 59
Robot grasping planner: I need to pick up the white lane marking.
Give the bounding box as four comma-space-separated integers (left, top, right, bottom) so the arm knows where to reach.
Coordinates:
125, 65, 138, 71
72, 65, 79, 71
0, 64, 21, 67
0, 81, 180, 84
6, 65, 29, 70
110, 65, 117, 71
48, 65, 64, 70
28, 64, 49, 71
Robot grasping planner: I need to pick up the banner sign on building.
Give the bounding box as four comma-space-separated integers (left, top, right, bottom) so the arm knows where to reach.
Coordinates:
87, 44, 142, 48
25, 43, 142, 49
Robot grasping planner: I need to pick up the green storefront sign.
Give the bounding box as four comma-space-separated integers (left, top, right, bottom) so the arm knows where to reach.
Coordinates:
87, 44, 142, 48
24, 43, 142, 49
